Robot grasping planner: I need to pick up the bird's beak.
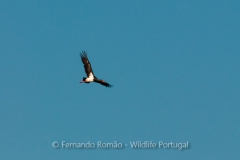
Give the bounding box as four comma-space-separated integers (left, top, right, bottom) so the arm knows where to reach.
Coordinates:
79, 81, 84, 83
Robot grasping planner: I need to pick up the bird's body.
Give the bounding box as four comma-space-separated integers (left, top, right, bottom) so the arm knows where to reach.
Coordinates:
84, 72, 94, 82
79, 51, 113, 88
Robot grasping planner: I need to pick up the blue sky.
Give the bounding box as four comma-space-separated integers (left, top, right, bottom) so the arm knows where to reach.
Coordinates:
0, 0, 239, 159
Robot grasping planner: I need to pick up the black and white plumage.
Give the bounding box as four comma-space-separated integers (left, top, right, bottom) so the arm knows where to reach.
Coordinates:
79, 51, 113, 88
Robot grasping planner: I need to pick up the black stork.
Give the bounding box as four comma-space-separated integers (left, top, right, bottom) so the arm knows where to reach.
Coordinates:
79, 51, 113, 88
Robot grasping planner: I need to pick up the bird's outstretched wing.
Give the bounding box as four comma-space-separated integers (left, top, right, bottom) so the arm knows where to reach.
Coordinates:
80, 51, 94, 78
95, 81, 113, 88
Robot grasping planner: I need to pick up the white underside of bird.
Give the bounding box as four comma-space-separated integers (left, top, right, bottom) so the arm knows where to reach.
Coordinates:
85, 72, 94, 82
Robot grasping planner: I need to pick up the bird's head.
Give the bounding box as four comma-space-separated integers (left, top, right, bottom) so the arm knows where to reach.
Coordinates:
80, 77, 87, 83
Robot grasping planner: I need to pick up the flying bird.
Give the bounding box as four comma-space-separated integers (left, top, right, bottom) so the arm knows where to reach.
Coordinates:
79, 51, 113, 88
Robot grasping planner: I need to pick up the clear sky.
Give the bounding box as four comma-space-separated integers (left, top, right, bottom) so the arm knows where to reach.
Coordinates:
1, 0, 239, 159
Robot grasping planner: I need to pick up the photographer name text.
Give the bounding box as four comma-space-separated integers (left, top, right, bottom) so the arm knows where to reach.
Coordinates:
52, 141, 189, 150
